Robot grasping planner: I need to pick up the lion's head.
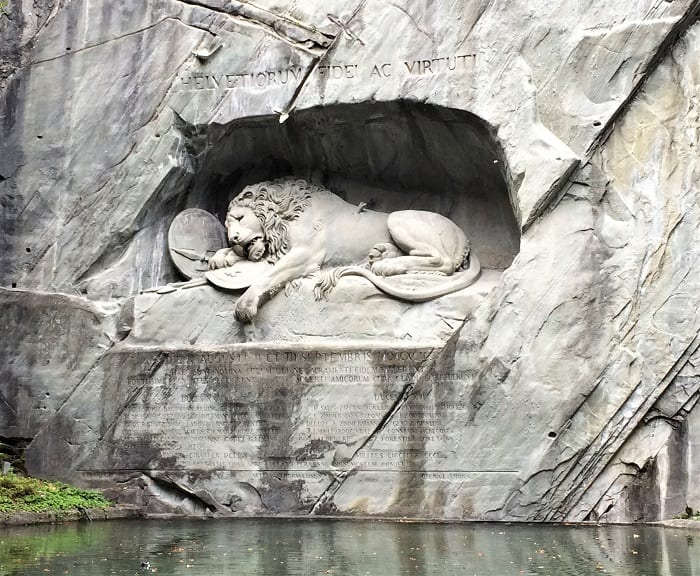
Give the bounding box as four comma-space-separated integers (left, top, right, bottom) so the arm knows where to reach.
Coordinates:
224, 205, 267, 261
227, 179, 316, 262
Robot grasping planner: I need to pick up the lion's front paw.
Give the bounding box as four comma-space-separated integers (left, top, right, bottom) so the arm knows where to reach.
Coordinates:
209, 248, 233, 270
235, 289, 260, 322
209, 248, 229, 270
209, 248, 238, 270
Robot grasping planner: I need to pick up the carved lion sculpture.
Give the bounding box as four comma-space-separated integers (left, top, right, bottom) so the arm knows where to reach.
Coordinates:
208, 178, 481, 322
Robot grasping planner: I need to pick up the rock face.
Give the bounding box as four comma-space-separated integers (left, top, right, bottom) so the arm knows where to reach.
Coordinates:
3, 0, 700, 521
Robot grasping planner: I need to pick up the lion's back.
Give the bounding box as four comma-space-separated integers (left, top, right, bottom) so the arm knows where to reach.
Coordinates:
302, 189, 393, 265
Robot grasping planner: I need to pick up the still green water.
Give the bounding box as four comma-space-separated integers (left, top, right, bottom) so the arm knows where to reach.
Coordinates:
1, 519, 698, 575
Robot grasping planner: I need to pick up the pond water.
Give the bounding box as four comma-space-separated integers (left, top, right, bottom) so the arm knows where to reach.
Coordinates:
1, 519, 698, 575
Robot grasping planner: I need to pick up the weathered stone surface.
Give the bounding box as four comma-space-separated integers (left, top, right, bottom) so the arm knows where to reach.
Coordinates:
26, 344, 435, 511
7, 0, 693, 294
0, 288, 121, 438
4, 0, 700, 522
483, 20, 700, 521
128, 272, 499, 345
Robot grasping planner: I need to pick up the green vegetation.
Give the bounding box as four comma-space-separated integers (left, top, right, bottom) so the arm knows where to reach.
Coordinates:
0, 472, 111, 513
673, 507, 700, 520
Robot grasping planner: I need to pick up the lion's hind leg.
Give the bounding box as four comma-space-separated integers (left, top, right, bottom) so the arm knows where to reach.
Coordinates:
370, 249, 453, 277
371, 211, 466, 277
368, 242, 401, 264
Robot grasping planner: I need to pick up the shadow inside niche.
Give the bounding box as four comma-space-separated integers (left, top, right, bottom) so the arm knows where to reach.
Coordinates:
182, 100, 520, 270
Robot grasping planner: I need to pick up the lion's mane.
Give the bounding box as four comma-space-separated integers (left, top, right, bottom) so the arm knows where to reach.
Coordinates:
229, 179, 316, 261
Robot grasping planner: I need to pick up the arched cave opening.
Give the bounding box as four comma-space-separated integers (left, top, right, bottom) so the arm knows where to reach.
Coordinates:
181, 101, 519, 270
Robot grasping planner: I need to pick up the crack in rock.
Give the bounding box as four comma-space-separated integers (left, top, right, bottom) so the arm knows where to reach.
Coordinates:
589, 3, 700, 154
29, 17, 214, 66
543, 333, 700, 521
173, 0, 335, 55
309, 330, 466, 515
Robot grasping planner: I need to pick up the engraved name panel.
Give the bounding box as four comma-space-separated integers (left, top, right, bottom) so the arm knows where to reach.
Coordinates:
92, 347, 468, 474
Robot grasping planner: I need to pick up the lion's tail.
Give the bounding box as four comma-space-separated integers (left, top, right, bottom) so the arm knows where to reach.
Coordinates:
313, 256, 481, 302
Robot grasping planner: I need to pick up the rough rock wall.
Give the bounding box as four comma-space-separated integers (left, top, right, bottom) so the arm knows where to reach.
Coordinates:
2, 0, 700, 521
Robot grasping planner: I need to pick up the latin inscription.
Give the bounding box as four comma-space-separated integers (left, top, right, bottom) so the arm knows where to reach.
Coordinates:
95, 348, 474, 475
178, 54, 476, 91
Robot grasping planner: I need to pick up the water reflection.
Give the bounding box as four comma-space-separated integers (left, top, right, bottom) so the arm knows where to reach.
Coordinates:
1, 519, 698, 575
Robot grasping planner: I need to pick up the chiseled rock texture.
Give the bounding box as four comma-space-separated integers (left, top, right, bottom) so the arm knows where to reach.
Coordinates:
3, 0, 700, 521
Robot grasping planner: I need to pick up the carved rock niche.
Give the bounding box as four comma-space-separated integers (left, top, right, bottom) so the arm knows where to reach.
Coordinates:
135, 101, 520, 345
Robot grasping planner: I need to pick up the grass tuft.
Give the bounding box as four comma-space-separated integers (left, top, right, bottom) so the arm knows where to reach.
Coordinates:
0, 472, 111, 513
